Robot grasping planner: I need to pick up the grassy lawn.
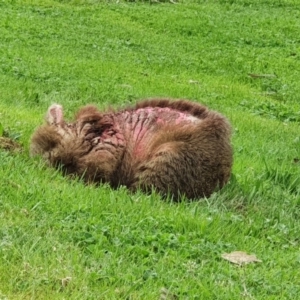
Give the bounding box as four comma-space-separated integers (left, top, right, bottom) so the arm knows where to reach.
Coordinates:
1, 0, 300, 298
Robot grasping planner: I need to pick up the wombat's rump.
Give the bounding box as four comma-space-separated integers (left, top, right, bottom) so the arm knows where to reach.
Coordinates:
30, 99, 233, 200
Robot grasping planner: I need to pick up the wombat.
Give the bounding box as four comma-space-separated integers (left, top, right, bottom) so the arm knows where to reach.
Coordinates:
30, 98, 233, 200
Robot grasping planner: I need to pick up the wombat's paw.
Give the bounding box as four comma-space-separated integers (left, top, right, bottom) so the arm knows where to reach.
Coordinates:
91, 137, 101, 146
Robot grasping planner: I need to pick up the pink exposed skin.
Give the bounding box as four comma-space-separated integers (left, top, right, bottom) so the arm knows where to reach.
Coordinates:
30, 99, 233, 201
94, 107, 200, 159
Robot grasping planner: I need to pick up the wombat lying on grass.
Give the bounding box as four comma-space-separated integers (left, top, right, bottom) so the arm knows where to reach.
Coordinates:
30, 99, 233, 200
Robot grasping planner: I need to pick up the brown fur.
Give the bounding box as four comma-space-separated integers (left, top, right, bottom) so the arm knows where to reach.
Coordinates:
30, 99, 233, 200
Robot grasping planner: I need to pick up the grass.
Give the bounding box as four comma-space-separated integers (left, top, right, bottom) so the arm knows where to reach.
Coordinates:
0, 0, 300, 298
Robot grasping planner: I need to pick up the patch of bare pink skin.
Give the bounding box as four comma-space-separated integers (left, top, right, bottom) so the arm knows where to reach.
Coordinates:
131, 107, 199, 158
93, 107, 199, 157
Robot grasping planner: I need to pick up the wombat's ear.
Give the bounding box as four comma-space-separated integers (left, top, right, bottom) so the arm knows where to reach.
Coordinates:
46, 104, 64, 125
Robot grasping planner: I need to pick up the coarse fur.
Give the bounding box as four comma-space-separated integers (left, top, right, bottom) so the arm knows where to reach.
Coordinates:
30, 98, 233, 201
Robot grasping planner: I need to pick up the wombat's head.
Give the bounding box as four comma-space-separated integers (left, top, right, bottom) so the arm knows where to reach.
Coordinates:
30, 104, 104, 175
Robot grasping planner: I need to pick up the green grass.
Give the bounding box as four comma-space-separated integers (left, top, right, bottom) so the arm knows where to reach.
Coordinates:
1, 0, 300, 299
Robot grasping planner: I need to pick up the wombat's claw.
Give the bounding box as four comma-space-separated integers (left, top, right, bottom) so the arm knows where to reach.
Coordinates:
91, 137, 101, 145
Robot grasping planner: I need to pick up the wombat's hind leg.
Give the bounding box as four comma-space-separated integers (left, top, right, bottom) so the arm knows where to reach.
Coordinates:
132, 142, 198, 201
